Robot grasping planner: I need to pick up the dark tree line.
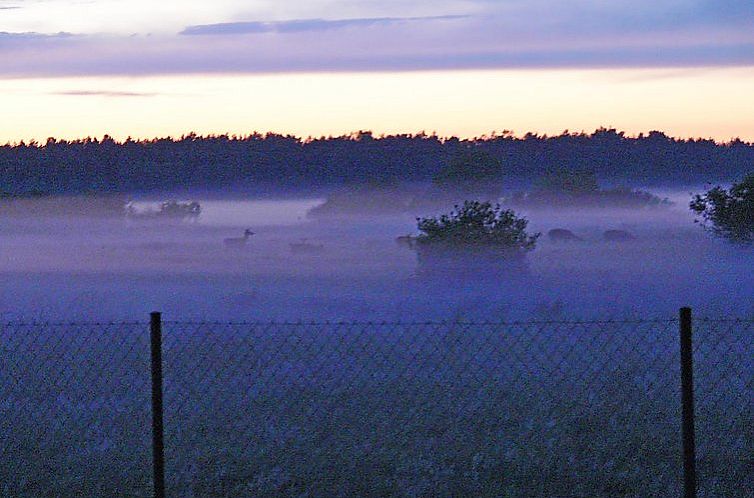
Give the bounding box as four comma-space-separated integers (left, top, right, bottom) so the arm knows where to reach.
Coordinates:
1, 128, 751, 195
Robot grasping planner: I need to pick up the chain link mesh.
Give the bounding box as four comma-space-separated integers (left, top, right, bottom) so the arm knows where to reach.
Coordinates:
160, 319, 683, 497
692, 318, 753, 497
0, 317, 750, 497
0, 322, 152, 497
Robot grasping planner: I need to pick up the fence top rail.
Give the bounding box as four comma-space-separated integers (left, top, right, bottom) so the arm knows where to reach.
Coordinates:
693, 317, 754, 323
160, 318, 681, 326
0, 320, 147, 327
0, 317, 750, 328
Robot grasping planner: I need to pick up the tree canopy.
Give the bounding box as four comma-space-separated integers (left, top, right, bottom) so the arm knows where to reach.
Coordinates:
690, 174, 754, 243
432, 149, 503, 194
0, 129, 751, 195
416, 201, 539, 251
534, 168, 599, 194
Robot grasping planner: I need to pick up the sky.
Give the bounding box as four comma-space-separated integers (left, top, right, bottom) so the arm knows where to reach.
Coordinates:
1, 0, 753, 142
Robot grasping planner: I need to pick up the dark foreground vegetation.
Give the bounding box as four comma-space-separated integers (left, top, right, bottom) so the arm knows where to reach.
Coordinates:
691, 173, 754, 244
1, 128, 752, 195
1, 318, 750, 497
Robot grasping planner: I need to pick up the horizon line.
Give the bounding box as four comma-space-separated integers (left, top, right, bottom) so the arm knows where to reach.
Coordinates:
4, 127, 752, 147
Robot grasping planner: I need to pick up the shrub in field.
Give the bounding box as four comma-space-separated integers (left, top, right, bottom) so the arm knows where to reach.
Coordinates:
690, 174, 754, 244
125, 199, 202, 220
415, 201, 539, 252
411, 201, 539, 277
513, 168, 672, 209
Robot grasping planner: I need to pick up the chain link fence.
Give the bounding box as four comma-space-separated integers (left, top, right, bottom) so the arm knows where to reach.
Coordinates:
0, 315, 751, 497
692, 319, 753, 497
0, 322, 152, 497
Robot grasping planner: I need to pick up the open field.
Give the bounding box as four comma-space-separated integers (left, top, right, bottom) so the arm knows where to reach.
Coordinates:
0, 191, 752, 322
0, 191, 751, 496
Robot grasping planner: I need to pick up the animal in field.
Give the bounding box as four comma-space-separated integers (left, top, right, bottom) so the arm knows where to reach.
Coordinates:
224, 229, 254, 247
603, 229, 636, 242
395, 235, 417, 249
547, 228, 583, 242
290, 238, 324, 254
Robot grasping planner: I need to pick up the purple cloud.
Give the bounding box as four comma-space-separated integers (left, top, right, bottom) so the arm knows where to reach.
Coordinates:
0, 31, 75, 41
0, 3, 752, 78
181, 15, 468, 35
53, 90, 158, 97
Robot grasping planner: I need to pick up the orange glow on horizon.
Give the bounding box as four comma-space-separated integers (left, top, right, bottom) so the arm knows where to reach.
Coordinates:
1, 67, 753, 144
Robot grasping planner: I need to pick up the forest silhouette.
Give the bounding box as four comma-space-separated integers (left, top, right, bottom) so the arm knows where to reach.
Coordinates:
1, 128, 751, 195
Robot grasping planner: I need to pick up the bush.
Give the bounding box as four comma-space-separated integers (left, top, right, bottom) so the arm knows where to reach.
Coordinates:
690, 174, 754, 243
125, 200, 202, 220
515, 169, 672, 209
158, 200, 202, 218
598, 187, 672, 208
307, 184, 417, 217
416, 201, 539, 252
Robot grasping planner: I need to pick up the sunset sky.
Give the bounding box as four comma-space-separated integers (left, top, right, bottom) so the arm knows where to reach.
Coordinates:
2, 0, 753, 142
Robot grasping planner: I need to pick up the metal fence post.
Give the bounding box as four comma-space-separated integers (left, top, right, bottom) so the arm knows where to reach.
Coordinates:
680, 307, 696, 498
150, 312, 166, 498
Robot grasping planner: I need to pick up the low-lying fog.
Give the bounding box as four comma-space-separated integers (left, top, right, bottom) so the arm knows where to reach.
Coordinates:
1, 189, 751, 321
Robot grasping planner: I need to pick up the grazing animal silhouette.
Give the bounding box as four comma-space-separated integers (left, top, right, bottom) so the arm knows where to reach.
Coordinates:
547, 228, 582, 242
224, 229, 254, 247
603, 229, 636, 242
395, 235, 417, 249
